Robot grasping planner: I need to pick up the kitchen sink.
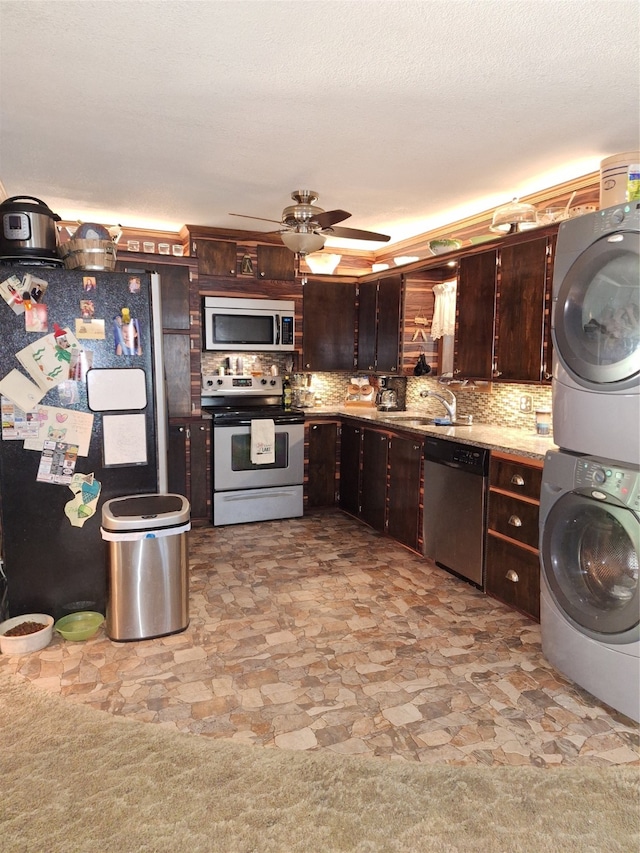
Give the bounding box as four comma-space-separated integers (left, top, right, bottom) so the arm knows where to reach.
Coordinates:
390, 417, 436, 427
384, 415, 473, 428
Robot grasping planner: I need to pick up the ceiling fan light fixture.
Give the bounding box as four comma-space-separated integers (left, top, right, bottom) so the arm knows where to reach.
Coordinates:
305, 252, 341, 274
280, 230, 326, 255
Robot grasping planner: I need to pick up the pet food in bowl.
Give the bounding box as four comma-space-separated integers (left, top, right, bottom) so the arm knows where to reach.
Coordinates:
55, 611, 104, 642
0, 613, 54, 654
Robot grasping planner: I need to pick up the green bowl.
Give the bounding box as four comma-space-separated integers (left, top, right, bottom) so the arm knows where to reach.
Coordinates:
428, 238, 462, 255
55, 611, 105, 641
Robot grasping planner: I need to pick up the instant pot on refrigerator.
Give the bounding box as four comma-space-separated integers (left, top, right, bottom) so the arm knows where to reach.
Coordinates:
0, 196, 63, 264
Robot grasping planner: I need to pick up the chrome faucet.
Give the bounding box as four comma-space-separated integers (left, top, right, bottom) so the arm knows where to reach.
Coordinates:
420, 387, 457, 422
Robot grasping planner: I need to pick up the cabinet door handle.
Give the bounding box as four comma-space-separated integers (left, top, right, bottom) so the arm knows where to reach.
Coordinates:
510, 474, 525, 486
505, 569, 519, 583
508, 514, 522, 527
312, 425, 318, 430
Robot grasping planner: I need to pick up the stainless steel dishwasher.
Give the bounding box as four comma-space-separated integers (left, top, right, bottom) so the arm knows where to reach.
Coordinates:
423, 436, 489, 589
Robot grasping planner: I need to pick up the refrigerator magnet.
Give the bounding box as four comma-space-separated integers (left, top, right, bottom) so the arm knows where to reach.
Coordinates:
65, 472, 101, 527
25, 304, 48, 333
0, 275, 26, 315
75, 317, 106, 340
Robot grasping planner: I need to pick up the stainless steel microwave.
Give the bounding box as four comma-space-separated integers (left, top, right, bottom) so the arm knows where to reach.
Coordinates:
202, 297, 295, 352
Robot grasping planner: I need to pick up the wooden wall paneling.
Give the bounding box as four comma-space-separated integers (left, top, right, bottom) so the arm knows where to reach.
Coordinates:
401, 268, 448, 375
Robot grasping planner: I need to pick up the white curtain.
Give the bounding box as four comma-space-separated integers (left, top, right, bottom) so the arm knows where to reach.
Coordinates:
431, 280, 457, 340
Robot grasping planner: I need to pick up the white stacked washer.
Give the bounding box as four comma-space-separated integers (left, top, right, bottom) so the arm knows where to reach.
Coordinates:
551, 202, 640, 463
540, 201, 640, 721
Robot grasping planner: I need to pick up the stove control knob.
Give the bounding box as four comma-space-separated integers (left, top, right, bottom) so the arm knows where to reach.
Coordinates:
205, 379, 213, 387
261, 378, 267, 385
270, 379, 276, 386
217, 378, 224, 385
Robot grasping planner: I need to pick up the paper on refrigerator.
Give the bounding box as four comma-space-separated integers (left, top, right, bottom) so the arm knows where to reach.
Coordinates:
15, 327, 82, 391
23, 405, 94, 456
0, 370, 47, 412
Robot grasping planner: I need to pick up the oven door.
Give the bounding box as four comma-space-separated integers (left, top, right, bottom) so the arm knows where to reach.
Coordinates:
214, 422, 304, 490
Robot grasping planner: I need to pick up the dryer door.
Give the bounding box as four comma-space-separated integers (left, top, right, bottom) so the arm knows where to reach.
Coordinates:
541, 492, 639, 640
552, 229, 640, 389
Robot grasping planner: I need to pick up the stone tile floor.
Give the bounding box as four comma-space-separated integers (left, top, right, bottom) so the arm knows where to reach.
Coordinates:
2, 511, 639, 766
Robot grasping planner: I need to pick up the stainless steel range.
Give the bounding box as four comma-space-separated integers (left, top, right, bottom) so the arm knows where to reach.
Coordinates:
201, 375, 304, 526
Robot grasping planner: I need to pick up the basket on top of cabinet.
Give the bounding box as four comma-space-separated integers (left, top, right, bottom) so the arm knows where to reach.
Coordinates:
486, 453, 543, 620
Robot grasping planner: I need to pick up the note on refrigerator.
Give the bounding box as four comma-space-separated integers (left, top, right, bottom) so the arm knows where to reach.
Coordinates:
16, 326, 81, 391
0, 370, 46, 412
23, 405, 94, 456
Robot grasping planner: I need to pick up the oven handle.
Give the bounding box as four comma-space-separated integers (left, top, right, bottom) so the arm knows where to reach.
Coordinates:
220, 490, 300, 501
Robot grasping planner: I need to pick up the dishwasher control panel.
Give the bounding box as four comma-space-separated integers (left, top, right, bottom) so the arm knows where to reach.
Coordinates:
424, 436, 489, 476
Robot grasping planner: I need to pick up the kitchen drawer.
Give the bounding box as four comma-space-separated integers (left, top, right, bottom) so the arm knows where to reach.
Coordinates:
488, 492, 539, 549
490, 455, 542, 500
486, 534, 540, 621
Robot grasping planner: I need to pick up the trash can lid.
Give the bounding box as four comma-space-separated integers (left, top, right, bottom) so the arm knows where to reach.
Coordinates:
101, 493, 190, 532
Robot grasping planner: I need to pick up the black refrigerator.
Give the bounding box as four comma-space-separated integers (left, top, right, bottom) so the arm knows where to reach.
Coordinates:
0, 265, 168, 620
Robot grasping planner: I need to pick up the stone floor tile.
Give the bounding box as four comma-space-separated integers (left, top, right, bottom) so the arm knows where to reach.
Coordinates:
1, 510, 637, 767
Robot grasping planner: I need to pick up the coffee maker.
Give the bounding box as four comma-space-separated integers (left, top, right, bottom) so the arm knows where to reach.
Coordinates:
376, 375, 405, 411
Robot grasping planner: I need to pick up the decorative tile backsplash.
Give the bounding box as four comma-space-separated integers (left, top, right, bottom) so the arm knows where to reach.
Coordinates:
200, 356, 552, 432
308, 371, 552, 431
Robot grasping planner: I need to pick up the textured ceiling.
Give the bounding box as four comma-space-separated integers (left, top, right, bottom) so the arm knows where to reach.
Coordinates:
1, 0, 638, 250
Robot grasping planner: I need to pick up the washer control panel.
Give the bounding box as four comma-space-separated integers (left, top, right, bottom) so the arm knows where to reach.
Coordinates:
575, 458, 640, 510
593, 201, 640, 234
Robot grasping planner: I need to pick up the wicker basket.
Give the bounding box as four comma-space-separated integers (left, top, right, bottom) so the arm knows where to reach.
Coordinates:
60, 238, 117, 271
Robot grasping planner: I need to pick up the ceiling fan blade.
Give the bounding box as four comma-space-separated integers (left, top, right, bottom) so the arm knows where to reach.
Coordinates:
325, 225, 391, 242
314, 209, 351, 228
229, 213, 283, 225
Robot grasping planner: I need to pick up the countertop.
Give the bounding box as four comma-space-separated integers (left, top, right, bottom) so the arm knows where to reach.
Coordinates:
304, 407, 558, 461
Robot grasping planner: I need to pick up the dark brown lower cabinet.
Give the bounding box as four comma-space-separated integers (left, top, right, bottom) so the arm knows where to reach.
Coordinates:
338, 422, 362, 516
168, 419, 211, 523
306, 421, 338, 508
360, 430, 388, 532
387, 435, 423, 551
485, 537, 540, 620
485, 453, 542, 620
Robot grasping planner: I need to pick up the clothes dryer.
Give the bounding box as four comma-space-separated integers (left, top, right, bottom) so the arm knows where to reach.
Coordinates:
539, 449, 640, 722
551, 203, 640, 464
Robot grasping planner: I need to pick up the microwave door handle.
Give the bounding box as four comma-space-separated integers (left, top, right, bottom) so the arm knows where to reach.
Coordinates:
275, 315, 280, 345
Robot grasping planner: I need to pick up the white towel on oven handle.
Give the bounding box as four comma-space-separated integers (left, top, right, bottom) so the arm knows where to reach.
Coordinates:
250, 418, 275, 464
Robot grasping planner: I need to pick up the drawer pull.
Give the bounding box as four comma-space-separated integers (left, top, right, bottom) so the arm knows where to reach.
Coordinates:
508, 514, 522, 527
505, 569, 519, 583
510, 474, 525, 487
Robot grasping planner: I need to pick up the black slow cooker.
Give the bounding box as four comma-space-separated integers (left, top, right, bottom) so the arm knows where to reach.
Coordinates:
0, 196, 61, 262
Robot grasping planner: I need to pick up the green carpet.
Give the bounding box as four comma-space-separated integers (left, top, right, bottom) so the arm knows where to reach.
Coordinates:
0, 674, 638, 852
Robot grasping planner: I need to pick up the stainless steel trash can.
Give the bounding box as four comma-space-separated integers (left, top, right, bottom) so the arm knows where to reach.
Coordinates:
101, 494, 190, 641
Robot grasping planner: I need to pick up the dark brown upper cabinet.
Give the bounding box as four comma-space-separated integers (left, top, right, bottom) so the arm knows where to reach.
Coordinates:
257, 245, 295, 281
494, 237, 551, 383
356, 275, 403, 374
303, 279, 356, 371
453, 235, 554, 383
454, 250, 497, 380
196, 239, 237, 277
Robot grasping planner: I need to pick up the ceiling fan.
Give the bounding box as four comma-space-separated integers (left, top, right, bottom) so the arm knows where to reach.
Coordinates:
229, 190, 391, 256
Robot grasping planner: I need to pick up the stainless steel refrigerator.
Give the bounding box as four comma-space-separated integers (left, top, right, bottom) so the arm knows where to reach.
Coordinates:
0, 265, 167, 620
